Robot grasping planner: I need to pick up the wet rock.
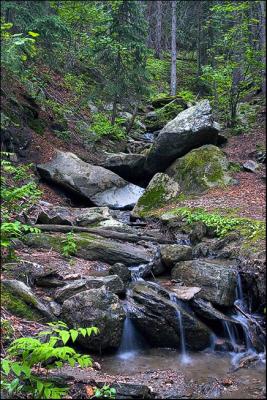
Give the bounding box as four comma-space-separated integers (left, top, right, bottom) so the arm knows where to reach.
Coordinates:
160, 244, 192, 268
1, 279, 55, 321
61, 287, 125, 351
171, 259, 237, 307
2, 260, 59, 286
99, 152, 145, 183
37, 151, 144, 209
191, 298, 238, 324
166, 145, 235, 194
128, 281, 211, 350
131, 173, 180, 218
49, 301, 61, 316
107, 382, 154, 399
144, 100, 220, 176
23, 232, 152, 266
243, 160, 259, 173
109, 263, 131, 285
54, 275, 125, 303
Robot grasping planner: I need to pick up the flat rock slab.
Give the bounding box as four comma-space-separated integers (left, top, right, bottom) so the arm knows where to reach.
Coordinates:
23, 232, 153, 266
170, 286, 201, 301
37, 151, 144, 209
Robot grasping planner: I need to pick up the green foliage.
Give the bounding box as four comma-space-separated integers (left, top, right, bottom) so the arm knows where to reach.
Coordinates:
1, 155, 42, 259
90, 113, 126, 140
146, 56, 170, 98
61, 232, 77, 257
1, 319, 15, 345
177, 90, 196, 104
1, 321, 99, 399
93, 385, 116, 399
169, 207, 265, 240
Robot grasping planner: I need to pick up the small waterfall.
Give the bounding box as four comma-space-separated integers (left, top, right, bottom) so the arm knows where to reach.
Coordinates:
117, 316, 143, 360
209, 333, 217, 352
129, 265, 145, 282
223, 321, 239, 352
170, 294, 191, 364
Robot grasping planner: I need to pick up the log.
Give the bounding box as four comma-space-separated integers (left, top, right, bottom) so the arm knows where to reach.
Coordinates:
34, 224, 173, 244
234, 303, 266, 337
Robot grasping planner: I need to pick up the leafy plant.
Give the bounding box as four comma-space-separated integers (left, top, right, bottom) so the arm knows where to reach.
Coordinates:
1, 154, 42, 259
61, 232, 77, 257
93, 385, 116, 399
90, 113, 125, 140
1, 321, 99, 399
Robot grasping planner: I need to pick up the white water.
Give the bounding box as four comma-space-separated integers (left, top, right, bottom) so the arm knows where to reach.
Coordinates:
117, 316, 143, 360
170, 294, 191, 364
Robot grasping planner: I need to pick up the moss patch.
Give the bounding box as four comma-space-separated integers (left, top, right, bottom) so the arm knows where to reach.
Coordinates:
137, 183, 166, 217
167, 145, 234, 194
1, 285, 43, 321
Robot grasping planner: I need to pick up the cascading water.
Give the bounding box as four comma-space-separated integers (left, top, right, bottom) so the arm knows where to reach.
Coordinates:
117, 301, 146, 360
170, 294, 191, 364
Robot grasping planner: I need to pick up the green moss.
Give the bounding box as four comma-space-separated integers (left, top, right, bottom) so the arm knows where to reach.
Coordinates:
1, 319, 15, 344
136, 183, 166, 217
168, 145, 232, 194
144, 101, 185, 131
1, 286, 43, 321
28, 118, 46, 135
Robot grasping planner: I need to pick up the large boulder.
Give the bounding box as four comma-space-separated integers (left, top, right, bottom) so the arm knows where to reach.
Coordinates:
54, 275, 125, 303
160, 244, 192, 268
128, 281, 211, 350
61, 288, 125, 351
144, 100, 220, 176
37, 151, 144, 209
23, 232, 152, 266
166, 145, 235, 194
1, 280, 55, 321
171, 259, 237, 307
131, 173, 180, 218
99, 152, 145, 184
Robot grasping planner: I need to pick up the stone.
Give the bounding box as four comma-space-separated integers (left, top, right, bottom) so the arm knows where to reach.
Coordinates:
189, 221, 207, 244
144, 100, 220, 176
160, 244, 192, 268
100, 152, 145, 183
191, 298, 238, 323
2, 261, 59, 286
131, 173, 180, 218
1, 280, 55, 321
166, 145, 235, 194
54, 275, 125, 303
170, 286, 201, 301
171, 259, 237, 307
37, 151, 144, 209
61, 288, 125, 351
128, 281, 211, 350
243, 160, 259, 173
143, 100, 187, 132
24, 232, 152, 266
109, 263, 131, 285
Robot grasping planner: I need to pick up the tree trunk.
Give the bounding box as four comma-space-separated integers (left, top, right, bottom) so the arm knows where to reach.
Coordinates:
111, 98, 117, 125
260, 1, 266, 94
170, 0, 177, 96
155, 1, 162, 59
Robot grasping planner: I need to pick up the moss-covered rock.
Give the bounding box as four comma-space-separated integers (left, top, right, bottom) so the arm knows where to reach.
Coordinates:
131, 173, 180, 218
144, 101, 185, 132
1, 280, 53, 321
166, 144, 235, 194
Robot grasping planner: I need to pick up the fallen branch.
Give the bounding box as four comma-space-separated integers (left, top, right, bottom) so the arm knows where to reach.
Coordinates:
34, 224, 173, 244
234, 303, 266, 337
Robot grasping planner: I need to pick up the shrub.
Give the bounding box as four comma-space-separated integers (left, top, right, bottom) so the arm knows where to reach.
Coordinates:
90, 113, 126, 140
61, 232, 77, 257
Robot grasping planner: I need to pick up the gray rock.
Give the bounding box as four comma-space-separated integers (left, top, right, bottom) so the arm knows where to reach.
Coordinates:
61, 288, 125, 351
243, 160, 259, 172
24, 232, 152, 266
171, 259, 237, 307
144, 100, 219, 176
100, 152, 145, 183
160, 244, 192, 268
166, 145, 234, 194
54, 275, 125, 303
109, 263, 131, 284
131, 173, 180, 218
191, 298, 238, 323
37, 151, 144, 209
128, 281, 211, 350
170, 286, 201, 301
2, 260, 59, 286
189, 221, 207, 244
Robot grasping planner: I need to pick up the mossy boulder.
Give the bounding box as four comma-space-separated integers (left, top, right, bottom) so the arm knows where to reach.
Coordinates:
144, 101, 186, 132
166, 144, 235, 194
61, 287, 125, 352
1, 280, 54, 321
131, 173, 180, 218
